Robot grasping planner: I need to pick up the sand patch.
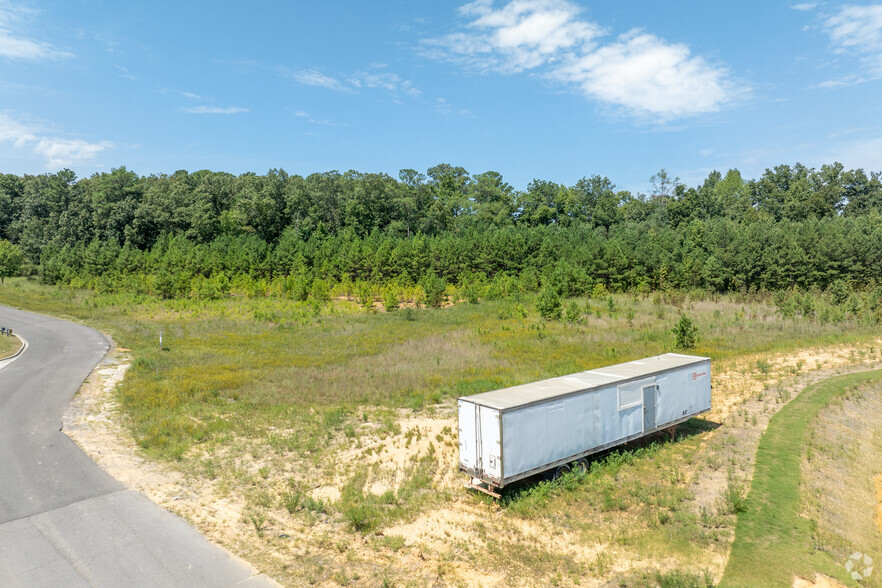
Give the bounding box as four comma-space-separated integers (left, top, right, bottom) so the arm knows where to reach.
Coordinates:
875, 474, 882, 533
793, 573, 848, 588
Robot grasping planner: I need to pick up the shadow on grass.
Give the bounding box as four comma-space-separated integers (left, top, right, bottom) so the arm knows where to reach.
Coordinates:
492, 416, 719, 503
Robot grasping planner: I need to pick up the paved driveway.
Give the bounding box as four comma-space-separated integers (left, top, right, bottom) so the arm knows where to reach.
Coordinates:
0, 305, 274, 587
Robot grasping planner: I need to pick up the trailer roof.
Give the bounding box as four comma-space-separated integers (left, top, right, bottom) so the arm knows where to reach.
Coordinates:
460, 353, 710, 410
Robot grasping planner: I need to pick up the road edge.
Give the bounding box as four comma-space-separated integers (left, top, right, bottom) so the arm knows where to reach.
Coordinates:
0, 333, 28, 368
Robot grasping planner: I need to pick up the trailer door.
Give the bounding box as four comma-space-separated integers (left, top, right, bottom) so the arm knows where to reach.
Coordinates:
643, 384, 657, 432
458, 400, 479, 471
479, 406, 501, 480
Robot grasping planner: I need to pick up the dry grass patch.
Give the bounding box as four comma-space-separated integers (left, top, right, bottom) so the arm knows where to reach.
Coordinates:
0, 332, 21, 358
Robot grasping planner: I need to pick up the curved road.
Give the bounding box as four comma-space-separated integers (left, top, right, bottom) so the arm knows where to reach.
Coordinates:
0, 305, 274, 587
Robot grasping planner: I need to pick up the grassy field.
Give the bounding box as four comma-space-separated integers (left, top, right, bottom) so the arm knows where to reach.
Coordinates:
721, 371, 882, 587
0, 331, 21, 358
1, 277, 881, 586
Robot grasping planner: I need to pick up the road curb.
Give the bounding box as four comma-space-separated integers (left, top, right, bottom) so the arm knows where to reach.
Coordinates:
0, 333, 28, 367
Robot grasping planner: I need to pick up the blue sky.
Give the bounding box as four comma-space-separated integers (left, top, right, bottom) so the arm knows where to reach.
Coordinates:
1, 0, 882, 193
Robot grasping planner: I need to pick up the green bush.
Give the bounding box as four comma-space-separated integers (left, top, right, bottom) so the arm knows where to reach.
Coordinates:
423, 273, 447, 308
565, 300, 582, 323
673, 315, 699, 349
382, 287, 399, 311
536, 285, 562, 320
357, 282, 374, 310
310, 278, 331, 302
290, 275, 310, 301
462, 281, 481, 304
345, 504, 380, 533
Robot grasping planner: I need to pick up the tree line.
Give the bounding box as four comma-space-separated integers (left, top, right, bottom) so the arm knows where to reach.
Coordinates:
1, 162, 881, 298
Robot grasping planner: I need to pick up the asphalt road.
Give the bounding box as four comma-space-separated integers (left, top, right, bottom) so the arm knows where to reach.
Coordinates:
0, 305, 275, 587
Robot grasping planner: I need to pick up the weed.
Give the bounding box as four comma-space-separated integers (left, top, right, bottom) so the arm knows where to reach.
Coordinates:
301, 496, 326, 514
282, 490, 302, 514
642, 569, 714, 588
248, 512, 267, 537
717, 469, 746, 516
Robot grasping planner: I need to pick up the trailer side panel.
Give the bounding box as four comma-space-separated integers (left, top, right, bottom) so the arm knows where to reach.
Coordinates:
459, 354, 712, 489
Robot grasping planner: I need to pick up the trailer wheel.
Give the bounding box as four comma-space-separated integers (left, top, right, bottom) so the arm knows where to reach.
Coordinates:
573, 459, 588, 474
553, 463, 571, 480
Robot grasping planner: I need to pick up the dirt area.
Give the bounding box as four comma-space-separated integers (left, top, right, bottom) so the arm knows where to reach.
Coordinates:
793, 573, 848, 588
799, 370, 882, 588
876, 475, 882, 533
63, 339, 882, 587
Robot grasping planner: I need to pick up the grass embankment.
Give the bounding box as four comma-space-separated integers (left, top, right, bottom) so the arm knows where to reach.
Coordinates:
0, 332, 21, 358
721, 370, 882, 587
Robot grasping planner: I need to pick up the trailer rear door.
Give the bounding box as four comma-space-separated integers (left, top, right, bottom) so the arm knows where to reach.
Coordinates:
479, 406, 501, 480
458, 400, 479, 472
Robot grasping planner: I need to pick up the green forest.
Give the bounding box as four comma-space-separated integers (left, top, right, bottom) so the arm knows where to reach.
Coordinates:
1, 162, 881, 303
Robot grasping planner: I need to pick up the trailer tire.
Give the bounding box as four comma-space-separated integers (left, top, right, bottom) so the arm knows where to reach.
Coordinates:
553, 463, 571, 480
574, 459, 588, 474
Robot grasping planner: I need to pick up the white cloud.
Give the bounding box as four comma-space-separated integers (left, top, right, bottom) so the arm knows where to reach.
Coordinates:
0, 2, 72, 61
426, 0, 602, 72
434, 97, 475, 118
823, 135, 882, 171
555, 31, 736, 119
181, 105, 249, 114
239, 60, 420, 102
290, 68, 352, 92
294, 110, 347, 127
791, 3, 818, 11
0, 30, 71, 61
33, 137, 112, 168
0, 111, 112, 169
824, 4, 882, 51
0, 111, 37, 146
424, 0, 740, 120
350, 71, 422, 98
818, 4, 882, 83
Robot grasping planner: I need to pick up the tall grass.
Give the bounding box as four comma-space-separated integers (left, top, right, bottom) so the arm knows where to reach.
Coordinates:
0, 277, 878, 460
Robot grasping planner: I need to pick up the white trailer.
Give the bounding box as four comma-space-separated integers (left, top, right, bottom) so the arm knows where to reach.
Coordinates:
458, 353, 711, 497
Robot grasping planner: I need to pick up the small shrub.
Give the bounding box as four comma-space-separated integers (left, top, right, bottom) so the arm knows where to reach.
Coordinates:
673, 315, 699, 349
606, 295, 617, 316
463, 281, 481, 304
357, 282, 374, 310
301, 496, 326, 514
423, 273, 447, 308
829, 279, 848, 306
590, 283, 608, 299
290, 275, 310, 301
565, 300, 582, 323
382, 287, 399, 311
282, 490, 302, 513
718, 468, 746, 515
536, 285, 562, 320
310, 278, 330, 302
345, 504, 380, 533
652, 292, 665, 318
645, 569, 714, 588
